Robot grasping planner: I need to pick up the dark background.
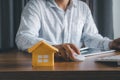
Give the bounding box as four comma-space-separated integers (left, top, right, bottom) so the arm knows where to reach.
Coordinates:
0, 0, 113, 51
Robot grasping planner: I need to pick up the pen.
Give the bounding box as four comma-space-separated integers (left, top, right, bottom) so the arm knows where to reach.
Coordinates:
80, 47, 89, 51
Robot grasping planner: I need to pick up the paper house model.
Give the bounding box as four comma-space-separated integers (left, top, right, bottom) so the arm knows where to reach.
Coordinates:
28, 41, 58, 66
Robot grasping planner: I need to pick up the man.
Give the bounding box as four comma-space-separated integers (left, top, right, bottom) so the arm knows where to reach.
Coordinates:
16, 0, 120, 61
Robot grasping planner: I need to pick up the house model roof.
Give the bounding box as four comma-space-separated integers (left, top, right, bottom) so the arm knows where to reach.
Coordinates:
28, 41, 58, 53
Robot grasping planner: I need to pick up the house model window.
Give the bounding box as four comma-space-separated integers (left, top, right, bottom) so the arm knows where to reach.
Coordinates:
38, 55, 49, 63
28, 41, 58, 67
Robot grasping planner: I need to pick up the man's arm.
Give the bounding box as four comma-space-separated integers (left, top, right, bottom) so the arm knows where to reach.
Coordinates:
81, 3, 120, 51
81, 3, 112, 51
15, 0, 54, 51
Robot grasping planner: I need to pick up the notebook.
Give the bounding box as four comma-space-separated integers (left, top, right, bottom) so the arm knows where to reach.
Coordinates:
95, 55, 120, 66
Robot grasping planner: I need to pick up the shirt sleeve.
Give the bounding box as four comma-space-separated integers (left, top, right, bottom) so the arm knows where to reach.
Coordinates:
15, 0, 54, 51
81, 3, 112, 50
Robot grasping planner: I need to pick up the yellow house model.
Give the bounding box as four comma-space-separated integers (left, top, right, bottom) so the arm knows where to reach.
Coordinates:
28, 41, 58, 67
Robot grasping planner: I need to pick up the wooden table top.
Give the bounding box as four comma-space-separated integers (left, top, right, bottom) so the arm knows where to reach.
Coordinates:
0, 50, 120, 72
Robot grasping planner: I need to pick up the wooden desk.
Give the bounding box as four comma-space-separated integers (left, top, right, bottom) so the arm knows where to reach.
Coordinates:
0, 50, 120, 80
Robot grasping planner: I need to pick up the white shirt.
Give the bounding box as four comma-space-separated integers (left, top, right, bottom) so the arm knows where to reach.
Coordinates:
16, 0, 111, 51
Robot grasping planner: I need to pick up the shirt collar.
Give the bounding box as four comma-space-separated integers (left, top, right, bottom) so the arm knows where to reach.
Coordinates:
46, 0, 77, 8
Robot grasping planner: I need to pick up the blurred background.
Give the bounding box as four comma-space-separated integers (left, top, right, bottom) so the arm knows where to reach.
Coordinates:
0, 0, 120, 51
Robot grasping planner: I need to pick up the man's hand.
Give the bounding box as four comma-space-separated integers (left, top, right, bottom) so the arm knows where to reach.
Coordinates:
53, 43, 80, 61
109, 38, 120, 51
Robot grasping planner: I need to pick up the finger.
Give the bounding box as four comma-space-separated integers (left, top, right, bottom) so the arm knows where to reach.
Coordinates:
53, 44, 70, 61
63, 44, 76, 61
69, 44, 80, 55
59, 47, 69, 61
63, 44, 74, 54
62, 44, 71, 59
